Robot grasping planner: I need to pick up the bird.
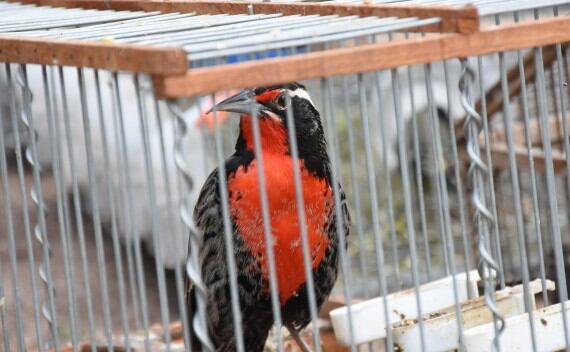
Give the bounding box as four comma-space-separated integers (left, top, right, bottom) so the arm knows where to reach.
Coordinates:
187, 82, 350, 352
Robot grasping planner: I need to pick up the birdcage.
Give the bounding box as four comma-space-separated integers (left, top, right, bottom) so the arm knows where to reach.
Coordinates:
1, 0, 570, 351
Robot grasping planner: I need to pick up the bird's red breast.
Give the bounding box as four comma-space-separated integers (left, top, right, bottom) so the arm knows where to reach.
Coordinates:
228, 116, 333, 305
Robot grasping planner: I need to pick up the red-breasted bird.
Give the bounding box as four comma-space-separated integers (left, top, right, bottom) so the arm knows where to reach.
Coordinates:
187, 83, 350, 351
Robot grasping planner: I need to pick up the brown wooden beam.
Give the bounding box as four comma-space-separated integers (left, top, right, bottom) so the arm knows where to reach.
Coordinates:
10, 0, 479, 34
489, 144, 567, 175
0, 36, 188, 75
153, 16, 570, 98
487, 113, 570, 148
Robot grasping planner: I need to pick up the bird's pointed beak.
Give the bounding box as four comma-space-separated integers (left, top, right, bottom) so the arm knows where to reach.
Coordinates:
207, 88, 265, 116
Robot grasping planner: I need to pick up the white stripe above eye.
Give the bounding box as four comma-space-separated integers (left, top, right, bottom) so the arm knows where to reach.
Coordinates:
288, 88, 315, 107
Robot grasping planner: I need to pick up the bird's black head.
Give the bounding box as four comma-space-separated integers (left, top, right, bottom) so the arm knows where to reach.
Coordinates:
209, 83, 330, 179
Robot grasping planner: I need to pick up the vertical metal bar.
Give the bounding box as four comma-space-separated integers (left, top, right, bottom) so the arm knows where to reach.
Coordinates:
341, 76, 370, 297
18, 63, 61, 351
390, 67, 428, 351
357, 73, 393, 352
171, 105, 194, 352
4, 63, 44, 350
406, 65, 433, 282
134, 74, 172, 350
168, 96, 213, 352
425, 62, 464, 351
57, 66, 98, 351
48, 65, 81, 346
425, 64, 454, 282
112, 72, 152, 352
94, 69, 131, 350
553, 10, 570, 297
459, 60, 504, 352
153, 97, 191, 351
475, 56, 505, 290
322, 78, 357, 352
373, 72, 401, 291
442, 61, 474, 287
534, 46, 570, 350
109, 73, 142, 333
248, 93, 285, 352
282, 90, 322, 350
0, 261, 10, 352
0, 73, 26, 352
424, 65, 451, 276
204, 94, 246, 352
77, 67, 115, 350
496, 47, 538, 350
375, 32, 401, 290
41, 65, 80, 351
511, 10, 549, 303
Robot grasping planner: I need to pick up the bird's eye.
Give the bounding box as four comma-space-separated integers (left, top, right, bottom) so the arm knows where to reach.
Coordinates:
274, 93, 288, 110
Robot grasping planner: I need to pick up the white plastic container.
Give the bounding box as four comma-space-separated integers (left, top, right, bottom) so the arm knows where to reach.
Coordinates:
330, 270, 481, 346
465, 299, 570, 352
392, 279, 554, 352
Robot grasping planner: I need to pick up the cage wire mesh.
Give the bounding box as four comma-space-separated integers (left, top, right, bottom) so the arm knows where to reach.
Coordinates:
1, 0, 570, 351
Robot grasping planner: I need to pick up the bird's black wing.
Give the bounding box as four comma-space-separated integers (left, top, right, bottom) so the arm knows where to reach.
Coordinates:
186, 165, 273, 352
187, 168, 235, 350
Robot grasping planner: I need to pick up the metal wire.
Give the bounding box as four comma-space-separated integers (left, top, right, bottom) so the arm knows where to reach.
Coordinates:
357, 73, 394, 351
93, 69, 132, 351
17, 64, 61, 351
283, 90, 323, 351
0, 68, 26, 352
78, 67, 116, 350
113, 72, 153, 352
247, 94, 285, 352
442, 60, 474, 292
459, 60, 504, 352
533, 45, 570, 349
58, 66, 98, 351
134, 74, 172, 351
373, 67, 402, 291
475, 56, 505, 290
341, 76, 370, 297
152, 96, 191, 351
322, 77, 357, 352
41, 64, 80, 351
426, 61, 465, 350
495, 40, 538, 350
390, 67, 428, 351
208, 96, 245, 352
0, 261, 9, 352
167, 100, 214, 352
4, 63, 44, 351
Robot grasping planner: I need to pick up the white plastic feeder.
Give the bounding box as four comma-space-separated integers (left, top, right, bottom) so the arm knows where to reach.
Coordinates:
392, 279, 555, 352
330, 270, 480, 346
465, 299, 570, 352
